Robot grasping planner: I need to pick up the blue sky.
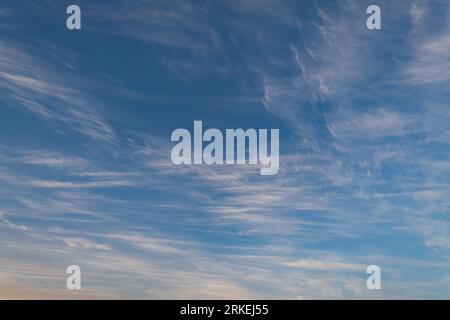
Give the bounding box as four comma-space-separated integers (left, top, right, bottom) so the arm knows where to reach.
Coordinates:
1, 0, 450, 299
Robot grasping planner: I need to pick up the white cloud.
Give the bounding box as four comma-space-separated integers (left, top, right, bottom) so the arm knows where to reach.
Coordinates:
284, 259, 364, 272
0, 39, 116, 143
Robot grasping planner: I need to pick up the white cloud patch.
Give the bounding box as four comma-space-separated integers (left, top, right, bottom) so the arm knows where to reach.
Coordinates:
0, 40, 116, 143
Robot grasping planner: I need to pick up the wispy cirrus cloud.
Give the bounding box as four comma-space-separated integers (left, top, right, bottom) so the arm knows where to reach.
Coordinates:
0, 39, 116, 143
1, 0, 450, 299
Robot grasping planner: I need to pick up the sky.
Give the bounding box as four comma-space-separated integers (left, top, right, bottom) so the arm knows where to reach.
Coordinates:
1, 0, 450, 299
